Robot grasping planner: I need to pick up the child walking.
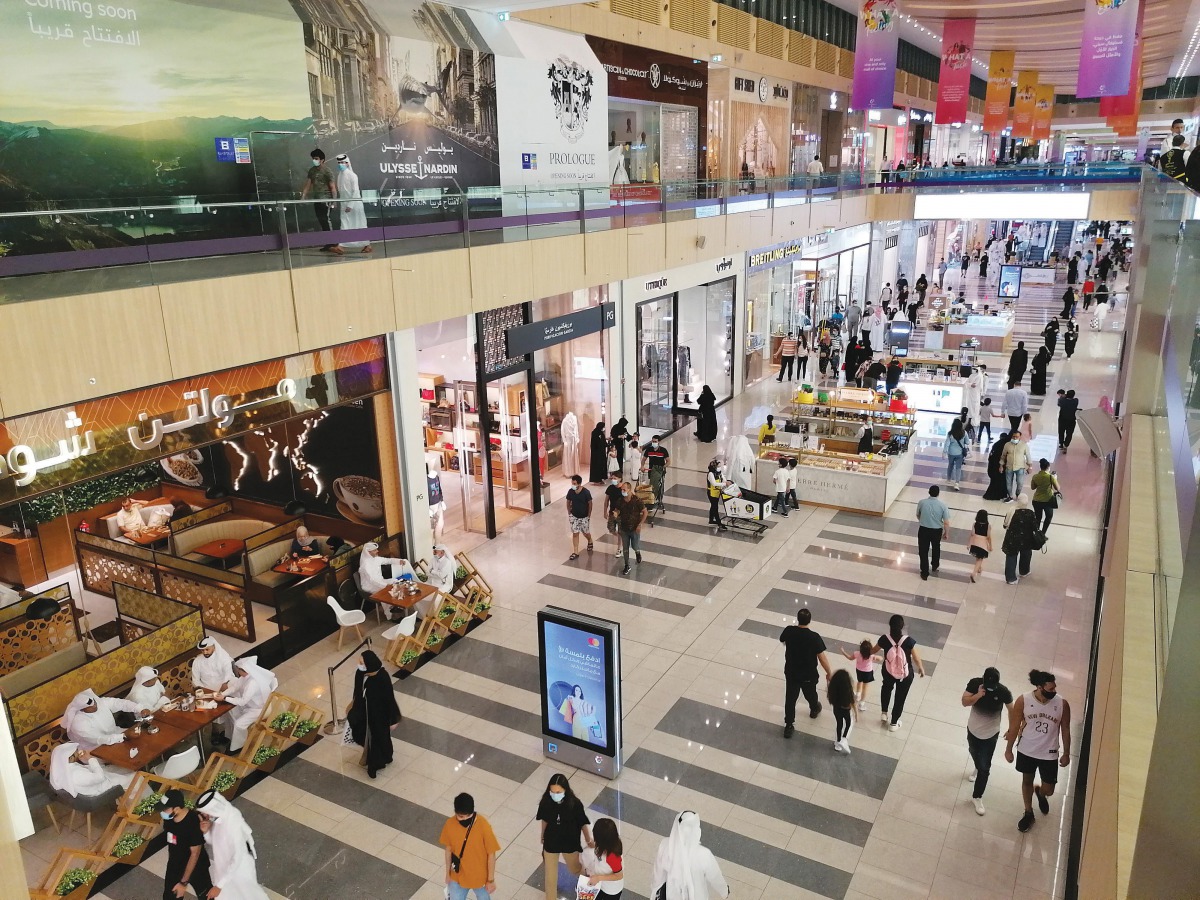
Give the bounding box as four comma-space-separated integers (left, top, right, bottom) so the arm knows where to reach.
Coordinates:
828, 669, 858, 755
841, 640, 882, 711
968, 509, 992, 583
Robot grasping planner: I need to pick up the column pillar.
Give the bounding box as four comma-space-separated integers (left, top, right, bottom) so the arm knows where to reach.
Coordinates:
864, 222, 887, 308
386, 331, 434, 561
896, 220, 918, 286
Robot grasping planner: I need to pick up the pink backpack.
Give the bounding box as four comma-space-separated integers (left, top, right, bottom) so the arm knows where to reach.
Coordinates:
884, 635, 910, 680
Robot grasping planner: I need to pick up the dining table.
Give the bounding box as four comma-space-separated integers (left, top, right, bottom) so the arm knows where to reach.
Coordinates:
370, 581, 439, 612
89, 698, 234, 770
271, 557, 328, 577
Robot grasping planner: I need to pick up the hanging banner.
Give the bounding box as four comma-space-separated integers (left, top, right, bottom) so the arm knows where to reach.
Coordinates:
1078, 0, 1140, 98
851, 0, 900, 110
1105, 0, 1144, 122
1011, 71, 1039, 138
935, 19, 976, 124
983, 50, 1015, 133
1032, 85, 1055, 140
1108, 68, 1142, 135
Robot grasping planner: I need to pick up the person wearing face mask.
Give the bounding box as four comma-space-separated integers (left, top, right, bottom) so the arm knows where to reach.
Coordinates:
346, 649, 401, 778
537, 774, 593, 900
1002, 430, 1033, 502
1005, 670, 1071, 833
961, 667, 1014, 816
334, 153, 372, 254
603, 472, 624, 558
299, 148, 338, 252
705, 460, 730, 530
613, 482, 647, 575
157, 788, 213, 900
440, 792, 500, 900
195, 790, 269, 900
642, 436, 669, 511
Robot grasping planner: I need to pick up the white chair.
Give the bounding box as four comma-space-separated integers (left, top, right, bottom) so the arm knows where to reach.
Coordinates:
326, 596, 366, 649
381, 610, 418, 642
154, 746, 201, 781
349, 571, 382, 624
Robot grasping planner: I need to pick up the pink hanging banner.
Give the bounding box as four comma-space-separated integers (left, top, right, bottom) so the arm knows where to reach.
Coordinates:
851, 0, 900, 110
935, 19, 976, 124
1078, 0, 1140, 98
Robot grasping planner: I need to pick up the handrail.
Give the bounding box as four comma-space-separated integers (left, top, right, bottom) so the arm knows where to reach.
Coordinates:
322, 636, 371, 736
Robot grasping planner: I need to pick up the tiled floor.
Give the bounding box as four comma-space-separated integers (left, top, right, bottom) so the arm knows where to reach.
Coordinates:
23, 267, 1122, 900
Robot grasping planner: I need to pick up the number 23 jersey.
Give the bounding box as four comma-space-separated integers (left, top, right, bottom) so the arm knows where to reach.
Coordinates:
1018, 691, 1064, 758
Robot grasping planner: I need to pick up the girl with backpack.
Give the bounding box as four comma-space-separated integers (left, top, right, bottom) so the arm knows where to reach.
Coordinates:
872, 614, 926, 732
840, 640, 882, 711
827, 669, 858, 755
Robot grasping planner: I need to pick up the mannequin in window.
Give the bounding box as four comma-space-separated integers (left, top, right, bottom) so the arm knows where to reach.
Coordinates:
561, 412, 581, 477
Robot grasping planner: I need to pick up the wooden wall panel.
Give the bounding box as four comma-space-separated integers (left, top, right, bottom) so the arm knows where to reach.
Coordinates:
469, 241, 535, 311
664, 219, 700, 268
625, 223, 668, 276
695, 216, 728, 260
158, 272, 299, 381
1090, 189, 1139, 222
291, 258, 397, 352
373, 392, 403, 539
531, 234, 587, 299
771, 205, 810, 243
584, 228, 629, 284
723, 211, 757, 253
0, 287, 172, 417
391, 248, 473, 330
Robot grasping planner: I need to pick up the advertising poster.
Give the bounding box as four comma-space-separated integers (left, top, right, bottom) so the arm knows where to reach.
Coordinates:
1078, 0, 1140, 98
999, 265, 1023, 298
983, 50, 1015, 134
851, 0, 899, 111
541, 618, 611, 750
1031, 85, 1055, 141
935, 19, 976, 124
1011, 71, 1039, 138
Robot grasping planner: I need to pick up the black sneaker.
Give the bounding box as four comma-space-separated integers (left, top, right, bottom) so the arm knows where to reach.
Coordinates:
783, 724, 795, 738
1035, 786, 1050, 815
1018, 811, 1036, 833
809, 704, 822, 719
621, 567, 631, 576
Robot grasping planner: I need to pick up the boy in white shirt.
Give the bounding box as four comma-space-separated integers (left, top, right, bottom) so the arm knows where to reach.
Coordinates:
772, 461, 791, 518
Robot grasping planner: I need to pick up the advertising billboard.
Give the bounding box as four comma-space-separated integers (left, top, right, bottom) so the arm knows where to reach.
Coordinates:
999, 265, 1023, 299
537, 606, 622, 778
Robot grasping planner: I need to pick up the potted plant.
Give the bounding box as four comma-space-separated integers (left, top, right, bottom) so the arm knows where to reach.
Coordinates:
110, 832, 148, 865
425, 631, 444, 654
54, 868, 96, 899
448, 614, 470, 637
436, 604, 455, 622
293, 718, 321, 745
250, 745, 281, 772
210, 769, 240, 799
472, 598, 492, 621
131, 792, 163, 823
268, 711, 298, 737
453, 564, 469, 592
397, 647, 422, 672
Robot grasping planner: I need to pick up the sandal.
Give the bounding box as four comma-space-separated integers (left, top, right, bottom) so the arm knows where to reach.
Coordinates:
586, 543, 594, 552
569, 553, 579, 560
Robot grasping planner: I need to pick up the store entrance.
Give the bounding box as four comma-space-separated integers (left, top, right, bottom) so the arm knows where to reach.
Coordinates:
482, 371, 536, 533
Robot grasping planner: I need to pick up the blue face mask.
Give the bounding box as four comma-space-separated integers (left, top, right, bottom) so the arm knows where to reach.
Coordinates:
311, 159, 321, 167
160, 810, 174, 820
338, 163, 348, 170
549, 791, 565, 803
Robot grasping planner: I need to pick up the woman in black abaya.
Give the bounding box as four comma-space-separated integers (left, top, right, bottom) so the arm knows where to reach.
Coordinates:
610, 417, 629, 468
588, 422, 609, 484
694, 386, 718, 442
982, 432, 1012, 501
347, 650, 401, 778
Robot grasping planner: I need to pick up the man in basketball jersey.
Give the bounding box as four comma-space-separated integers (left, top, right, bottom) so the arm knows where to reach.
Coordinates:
1005, 670, 1072, 833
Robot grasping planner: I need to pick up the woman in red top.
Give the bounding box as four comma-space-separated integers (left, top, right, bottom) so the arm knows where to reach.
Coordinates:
580, 817, 624, 898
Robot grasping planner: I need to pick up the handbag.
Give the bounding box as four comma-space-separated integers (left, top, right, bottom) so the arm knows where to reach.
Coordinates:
1051, 490, 1063, 509
1030, 530, 1048, 551
450, 815, 476, 874
341, 720, 357, 746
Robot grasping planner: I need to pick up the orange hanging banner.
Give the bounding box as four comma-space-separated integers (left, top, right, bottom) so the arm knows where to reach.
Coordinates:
1031, 85, 1055, 141
983, 50, 1015, 134
1011, 71, 1038, 138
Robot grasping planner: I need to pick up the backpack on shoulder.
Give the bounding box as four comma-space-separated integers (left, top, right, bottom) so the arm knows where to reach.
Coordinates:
884, 636, 910, 680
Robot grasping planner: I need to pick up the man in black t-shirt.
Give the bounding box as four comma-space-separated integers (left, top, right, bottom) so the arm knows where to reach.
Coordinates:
158, 788, 212, 900
961, 668, 1014, 816
779, 608, 832, 737
642, 437, 670, 510
566, 475, 593, 561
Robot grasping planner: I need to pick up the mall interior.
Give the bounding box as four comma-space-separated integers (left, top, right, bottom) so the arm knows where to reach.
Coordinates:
0, 0, 1198, 898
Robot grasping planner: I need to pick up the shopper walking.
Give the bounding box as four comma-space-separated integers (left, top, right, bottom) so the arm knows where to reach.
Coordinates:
566, 476, 594, 561
937, 258, 948, 289
846, 302, 862, 342
1030, 347, 1050, 396
1030, 460, 1062, 536
440, 792, 500, 900
346, 649, 402, 778
579, 818, 624, 899
777, 332, 799, 381
537, 774, 593, 900
615, 482, 647, 576
1062, 322, 1079, 360
961, 667, 1014, 816
1003, 382, 1029, 433
978, 397, 995, 447
1057, 389, 1079, 451
1002, 431, 1032, 502
195, 791, 268, 900
1059, 288, 1075, 320
779, 608, 832, 736
840, 640, 881, 711
967, 509, 992, 582
943, 419, 970, 490
915, 485, 951, 580
1007, 341, 1029, 387
651, 811, 730, 900
299, 148, 338, 252
1002, 494, 1039, 583
828, 669, 858, 755
873, 614, 925, 731
623, 434, 642, 483
157, 789, 213, 900
694, 388, 717, 442
786, 457, 800, 509
1005, 671, 1071, 833
915, 273, 928, 306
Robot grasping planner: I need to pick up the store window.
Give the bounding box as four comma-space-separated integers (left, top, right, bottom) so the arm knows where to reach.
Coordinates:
636, 296, 674, 434
610, 100, 661, 185
676, 279, 734, 409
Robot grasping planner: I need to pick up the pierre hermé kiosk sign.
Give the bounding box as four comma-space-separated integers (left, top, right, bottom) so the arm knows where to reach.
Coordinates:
538, 606, 623, 778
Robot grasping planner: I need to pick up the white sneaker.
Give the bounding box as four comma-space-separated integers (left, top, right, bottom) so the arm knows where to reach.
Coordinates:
832, 741, 842, 752
842, 743, 851, 755
968, 769, 977, 783
858, 701, 866, 711
973, 797, 986, 816
615, 549, 623, 557
881, 712, 890, 723
889, 720, 902, 732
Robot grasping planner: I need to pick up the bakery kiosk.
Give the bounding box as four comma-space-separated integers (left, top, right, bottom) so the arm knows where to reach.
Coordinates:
754, 387, 916, 515
894, 354, 970, 413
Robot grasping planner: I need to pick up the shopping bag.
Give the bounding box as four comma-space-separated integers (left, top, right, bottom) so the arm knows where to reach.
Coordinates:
576, 875, 601, 900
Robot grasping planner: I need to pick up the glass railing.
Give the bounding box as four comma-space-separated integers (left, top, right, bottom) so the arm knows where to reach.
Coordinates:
0, 163, 1148, 303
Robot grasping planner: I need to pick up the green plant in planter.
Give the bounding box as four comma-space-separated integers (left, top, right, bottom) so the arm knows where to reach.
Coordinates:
426, 632, 443, 648
269, 711, 298, 732
454, 565, 467, 580
437, 605, 455, 620
416, 573, 427, 582
55, 867, 96, 896
251, 746, 281, 766
112, 832, 146, 858
451, 616, 468, 629
399, 649, 421, 665
20, 463, 163, 526
474, 600, 492, 614
132, 792, 163, 817
293, 719, 319, 739
211, 770, 238, 792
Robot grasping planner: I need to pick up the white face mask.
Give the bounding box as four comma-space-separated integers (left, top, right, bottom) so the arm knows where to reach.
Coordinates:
311, 159, 321, 166
549, 791, 565, 804
160, 810, 175, 820
357, 664, 367, 672
621, 491, 631, 498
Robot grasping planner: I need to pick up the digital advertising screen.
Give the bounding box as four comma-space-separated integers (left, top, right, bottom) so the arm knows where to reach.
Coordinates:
537, 607, 622, 775
998, 265, 1023, 298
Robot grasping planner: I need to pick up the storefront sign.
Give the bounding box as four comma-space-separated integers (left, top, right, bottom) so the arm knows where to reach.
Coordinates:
588, 38, 708, 99
729, 70, 791, 108
506, 303, 616, 356
0, 338, 388, 503
748, 242, 805, 272
983, 51, 1015, 133
1078, 0, 1140, 98
935, 19, 975, 124
851, 0, 900, 110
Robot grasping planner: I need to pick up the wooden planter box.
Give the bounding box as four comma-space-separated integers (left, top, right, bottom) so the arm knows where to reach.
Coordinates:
251, 751, 281, 773
396, 648, 423, 672
447, 614, 472, 637
294, 728, 320, 747
59, 882, 94, 900
110, 838, 150, 866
